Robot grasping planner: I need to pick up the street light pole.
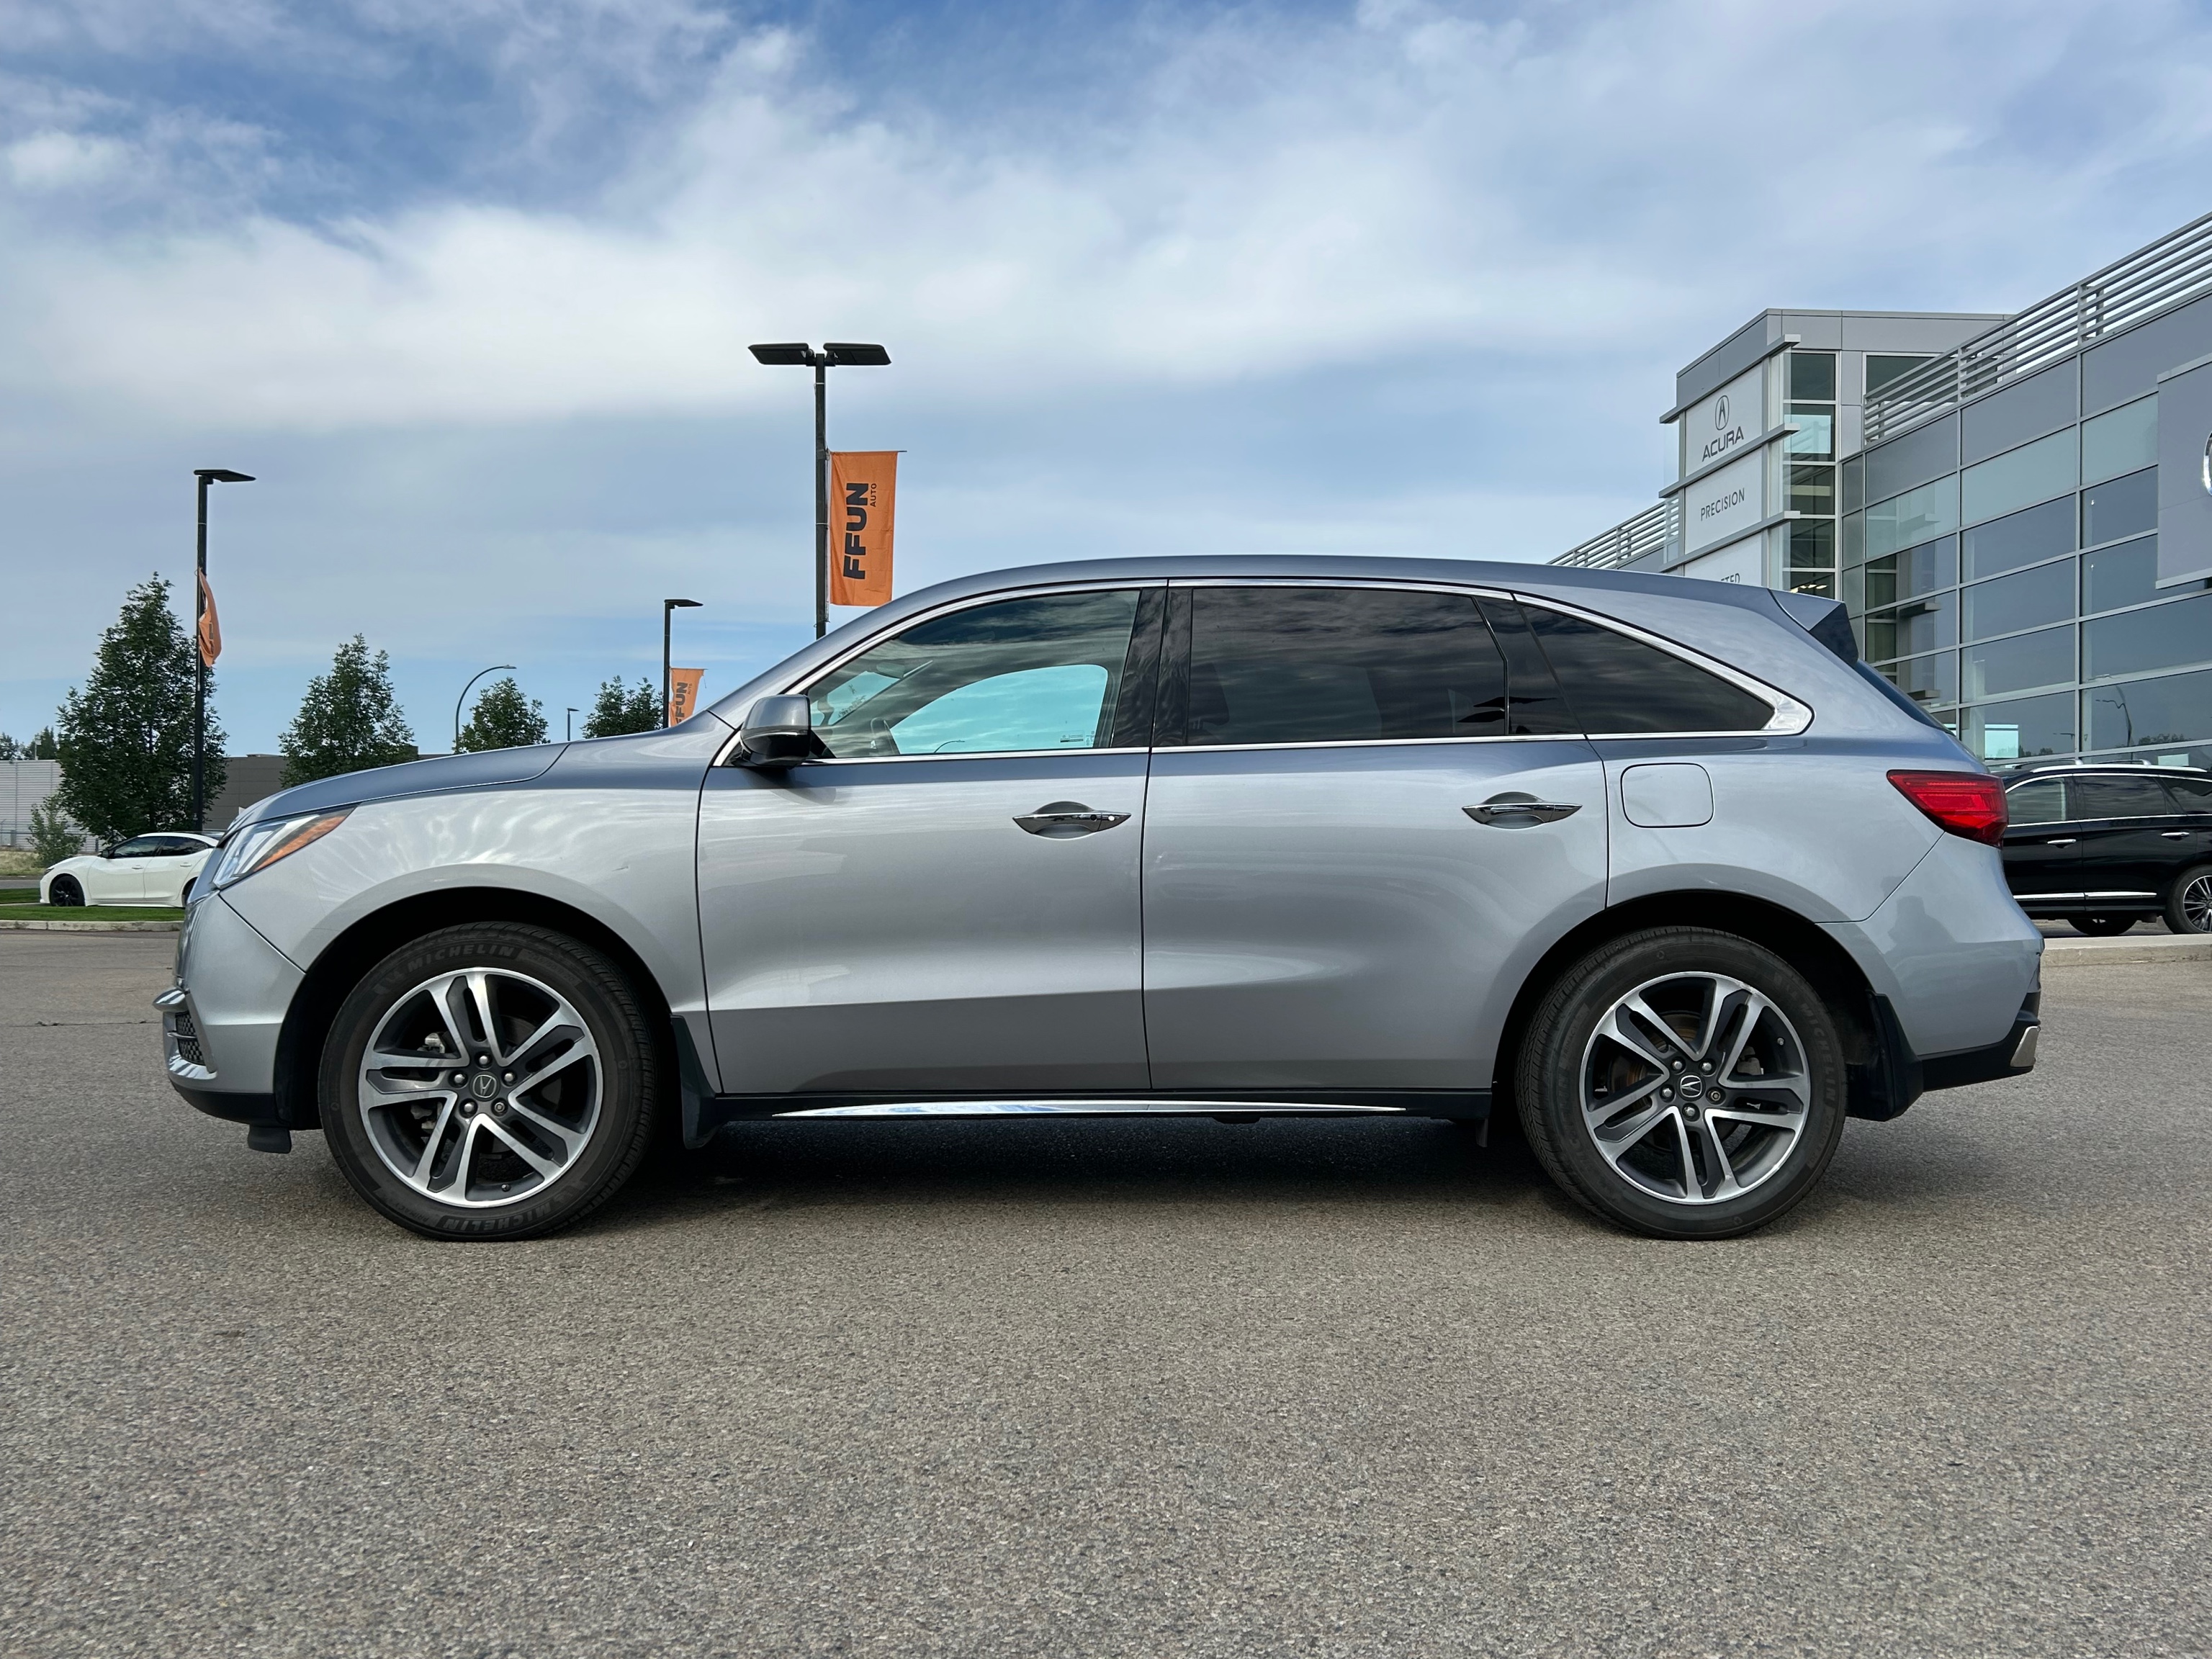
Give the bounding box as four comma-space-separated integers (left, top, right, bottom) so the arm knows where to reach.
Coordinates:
566, 707, 578, 742
749, 343, 891, 639
190, 468, 254, 832
454, 664, 516, 752
663, 599, 702, 727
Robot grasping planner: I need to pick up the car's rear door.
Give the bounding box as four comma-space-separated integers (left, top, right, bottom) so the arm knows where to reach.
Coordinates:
698, 585, 1163, 1097
140, 837, 207, 904
96, 837, 161, 902
2157, 775, 2212, 872
2067, 775, 2180, 907
2000, 778, 2080, 906
1140, 583, 1606, 1093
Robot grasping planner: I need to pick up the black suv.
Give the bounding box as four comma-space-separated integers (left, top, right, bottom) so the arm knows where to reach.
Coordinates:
2000, 764, 2212, 935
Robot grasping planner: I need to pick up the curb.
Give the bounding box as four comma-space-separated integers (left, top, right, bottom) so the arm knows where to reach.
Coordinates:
2041, 935, 2212, 967
0, 918, 181, 933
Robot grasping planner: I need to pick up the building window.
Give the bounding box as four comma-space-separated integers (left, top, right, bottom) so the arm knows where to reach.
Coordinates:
1962, 495, 2074, 580
1961, 428, 2077, 527
1787, 519, 1835, 596
2082, 590, 2212, 681
1864, 536, 1958, 608
1964, 626, 2076, 701
1788, 464, 1834, 515
1864, 591, 1958, 662
1878, 651, 1959, 711
1866, 477, 1960, 559
1963, 692, 2077, 761
1866, 354, 1936, 397
1786, 350, 1835, 460
2082, 467, 2157, 547
2084, 667, 2212, 752
1964, 559, 2074, 642
2081, 395, 2157, 485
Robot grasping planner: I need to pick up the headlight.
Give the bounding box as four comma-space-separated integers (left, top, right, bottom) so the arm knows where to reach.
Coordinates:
209, 809, 353, 891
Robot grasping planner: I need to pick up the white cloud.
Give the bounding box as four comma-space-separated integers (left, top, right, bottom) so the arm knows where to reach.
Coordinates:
5, 127, 130, 189
8, 1, 2206, 431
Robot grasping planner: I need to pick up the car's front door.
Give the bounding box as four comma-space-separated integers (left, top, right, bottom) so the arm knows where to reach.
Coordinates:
2068, 774, 2185, 905
1141, 583, 1608, 1093
2000, 778, 2080, 906
140, 837, 207, 904
699, 586, 1163, 1097
96, 837, 163, 902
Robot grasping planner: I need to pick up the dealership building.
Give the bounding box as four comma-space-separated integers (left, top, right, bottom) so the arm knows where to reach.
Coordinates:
1557, 210, 2212, 769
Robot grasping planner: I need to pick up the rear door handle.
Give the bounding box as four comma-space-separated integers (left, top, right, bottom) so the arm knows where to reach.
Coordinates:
2046, 838, 2077, 846
1465, 796, 1581, 826
1014, 801, 1130, 837
2163, 830, 2192, 839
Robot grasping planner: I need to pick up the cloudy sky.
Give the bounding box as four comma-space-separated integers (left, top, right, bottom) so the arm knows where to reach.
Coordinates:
6, 0, 2212, 751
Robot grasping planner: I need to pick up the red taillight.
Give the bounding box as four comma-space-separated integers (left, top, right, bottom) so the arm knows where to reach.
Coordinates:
1888, 770, 2008, 846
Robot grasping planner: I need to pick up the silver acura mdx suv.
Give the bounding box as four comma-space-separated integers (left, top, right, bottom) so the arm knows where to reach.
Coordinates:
162, 557, 2041, 1241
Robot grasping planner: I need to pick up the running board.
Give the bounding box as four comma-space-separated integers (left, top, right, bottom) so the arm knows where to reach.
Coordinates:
773, 1099, 1408, 1119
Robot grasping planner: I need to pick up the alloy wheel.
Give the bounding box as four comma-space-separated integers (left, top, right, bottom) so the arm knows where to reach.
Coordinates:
356, 968, 602, 1209
1578, 971, 1811, 1206
2182, 872, 2212, 933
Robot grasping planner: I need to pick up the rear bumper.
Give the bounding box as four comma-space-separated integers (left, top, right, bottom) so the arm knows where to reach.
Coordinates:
1920, 997, 2041, 1091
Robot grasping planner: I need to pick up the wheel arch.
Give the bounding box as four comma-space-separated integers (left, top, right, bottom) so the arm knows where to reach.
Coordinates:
270, 888, 678, 1131
1491, 890, 1911, 1123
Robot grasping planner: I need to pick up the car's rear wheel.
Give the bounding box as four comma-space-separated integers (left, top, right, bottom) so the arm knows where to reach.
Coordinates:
2164, 866, 2212, 935
1515, 927, 1848, 1240
48, 875, 84, 907
2072, 914, 2136, 936
320, 923, 663, 1240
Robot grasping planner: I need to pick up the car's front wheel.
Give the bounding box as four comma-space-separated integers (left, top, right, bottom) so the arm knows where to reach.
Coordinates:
1515, 927, 1848, 1240
320, 923, 663, 1240
2164, 865, 2212, 935
48, 875, 84, 907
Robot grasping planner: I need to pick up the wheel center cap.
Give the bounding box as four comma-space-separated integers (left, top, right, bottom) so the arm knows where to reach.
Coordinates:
1678, 1076, 1705, 1101
469, 1071, 500, 1101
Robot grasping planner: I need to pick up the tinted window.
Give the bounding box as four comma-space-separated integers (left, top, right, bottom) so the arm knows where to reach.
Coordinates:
809, 590, 1144, 757
2083, 591, 2212, 682
1962, 495, 2073, 580
2070, 776, 2174, 819
1865, 591, 1957, 662
1964, 559, 2074, 642
2082, 536, 2161, 613
1182, 587, 1510, 746
1521, 606, 1775, 734
2083, 467, 2157, 547
2085, 668, 2212, 752
1865, 536, 1957, 608
2164, 776, 2212, 811
145, 837, 206, 857
111, 837, 163, 858
1474, 599, 1577, 737
2007, 779, 2067, 824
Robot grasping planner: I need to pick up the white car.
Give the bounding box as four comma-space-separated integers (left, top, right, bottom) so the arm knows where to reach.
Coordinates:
42, 832, 217, 907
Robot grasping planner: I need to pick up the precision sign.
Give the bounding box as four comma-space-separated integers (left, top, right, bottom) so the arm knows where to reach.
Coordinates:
829, 451, 898, 607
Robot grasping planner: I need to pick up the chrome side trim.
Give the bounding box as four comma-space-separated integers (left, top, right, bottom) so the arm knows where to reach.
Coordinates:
772, 1099, 1409, 1119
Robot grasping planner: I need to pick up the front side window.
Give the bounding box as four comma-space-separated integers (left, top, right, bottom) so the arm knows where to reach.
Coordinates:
1521, 606, 1776, 734
806, 590, 1146, 757
111, 837, 163, 858
1182, 587, 1513, 746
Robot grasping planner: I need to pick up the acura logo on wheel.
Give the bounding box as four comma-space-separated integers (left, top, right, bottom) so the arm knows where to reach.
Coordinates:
470, 1072, 498, 1100
1714, 395, 1730, 431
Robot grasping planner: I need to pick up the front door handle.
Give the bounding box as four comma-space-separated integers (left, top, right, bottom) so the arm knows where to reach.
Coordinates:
1014, 801, 1131, 837
2163, 830, 2191, 839
2046, 838, 2077, 846
1465, 794, 1581, 826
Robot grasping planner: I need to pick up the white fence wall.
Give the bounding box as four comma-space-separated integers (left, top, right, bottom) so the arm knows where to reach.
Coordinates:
1, 760, 66, 847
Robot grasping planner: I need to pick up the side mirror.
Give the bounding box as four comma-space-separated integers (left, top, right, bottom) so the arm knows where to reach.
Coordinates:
736, 695, 819, 768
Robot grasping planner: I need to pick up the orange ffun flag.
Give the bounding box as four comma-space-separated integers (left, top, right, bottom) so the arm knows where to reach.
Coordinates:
828, 451, 897, 607
197, 571, 222, 667
667, 667, 704, 725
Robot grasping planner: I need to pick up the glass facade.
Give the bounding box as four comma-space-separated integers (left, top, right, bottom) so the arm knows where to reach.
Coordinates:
1784, 350, 1838, 596
1848, 320, 2212, 768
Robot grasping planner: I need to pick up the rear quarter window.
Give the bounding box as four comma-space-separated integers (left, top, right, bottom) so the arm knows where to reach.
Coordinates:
1521, 605, 1776, 734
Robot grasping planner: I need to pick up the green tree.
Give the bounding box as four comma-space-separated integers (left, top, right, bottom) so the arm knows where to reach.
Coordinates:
457, 677, 549, 752
279, 635, 418, 786
0, 734, 17, 761
28, 796, 84, 867
583, 675, 660, 738
29, 728, 59, 760
55, 576, 224, 842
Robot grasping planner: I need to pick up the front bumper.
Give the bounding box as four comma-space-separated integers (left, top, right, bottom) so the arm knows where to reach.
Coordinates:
161, 894, 303, 1126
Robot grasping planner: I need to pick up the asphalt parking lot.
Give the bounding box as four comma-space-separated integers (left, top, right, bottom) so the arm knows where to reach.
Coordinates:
4, 933, 2208, 1658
